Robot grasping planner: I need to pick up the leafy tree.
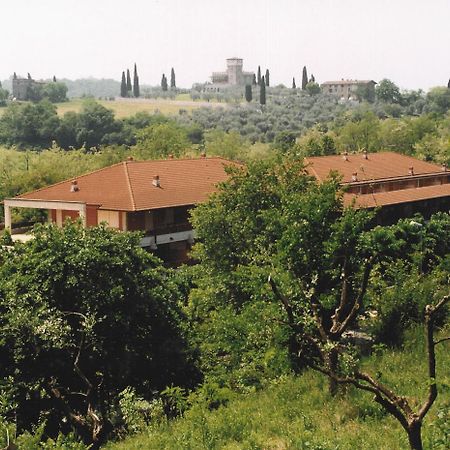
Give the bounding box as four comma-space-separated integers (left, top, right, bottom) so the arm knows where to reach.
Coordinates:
302, 66, 308, 90
355, 83, 376, 103
292, 77, 296, 89
191, 159, 449, 450
425, 86, 450, 114
0, 100, 60, 148
0, 223, 197, 447
245, 84, 252, 102
120, 71, 127, 98
170, 68, 176, 89
305, 82, 321, 96
133, 121, 189, 158
203, 129, 249, 160
74, 99, 119, 149
0, 85, 9, 106
133, 63, 140, 98
126, 69, 132, 93
259, 76, 266, 105
376, 79, 402, 103
265, 69, 270, 87
41, 82, 68, 103
257, 66, 261, 85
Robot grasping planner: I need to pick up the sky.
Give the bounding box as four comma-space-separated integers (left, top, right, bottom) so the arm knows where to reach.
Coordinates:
1, 0, 449, 91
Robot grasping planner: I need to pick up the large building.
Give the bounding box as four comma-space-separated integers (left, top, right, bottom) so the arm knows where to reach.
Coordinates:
305, 151, 450, 223
4, 157, 238, 265
12, 74, 46, 101
209, 58, 254, 88
320, 79, 376, 101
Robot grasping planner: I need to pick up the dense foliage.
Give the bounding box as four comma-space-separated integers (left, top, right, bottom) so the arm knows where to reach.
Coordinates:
0, 223, 198, 447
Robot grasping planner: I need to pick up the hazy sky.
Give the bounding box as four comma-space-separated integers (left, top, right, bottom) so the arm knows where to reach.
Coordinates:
2, 0, 449, 90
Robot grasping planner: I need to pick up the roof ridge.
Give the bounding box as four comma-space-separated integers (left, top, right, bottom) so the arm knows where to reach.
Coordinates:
123, 162, 136, 211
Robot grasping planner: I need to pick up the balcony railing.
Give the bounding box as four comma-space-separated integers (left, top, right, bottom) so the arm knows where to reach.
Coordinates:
144, 222, 192, 237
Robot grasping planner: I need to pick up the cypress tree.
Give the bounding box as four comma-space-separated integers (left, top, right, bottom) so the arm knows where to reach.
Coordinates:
448, 78, 450, 88
245, 84, 252, 102
170, 68, 176, 89
310, 74, 315, 83
133, 63, 140, 98
302, 66, 308, 90
265, 69, 270, 86
260, 76, 266, 105
126, 69, 132, 92
252, 74, 257, 85
292, 77, 296, 89
161, 74, 168, 91
257, 66, 261, 85
13, 72, 17, 80
120, 71, 127, 97
53, 75, 57, 82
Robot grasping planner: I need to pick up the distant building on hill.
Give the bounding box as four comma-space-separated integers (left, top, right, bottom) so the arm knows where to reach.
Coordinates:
321, 79, 376, 101
205, 58, 255, 92
12, 73, 46, 101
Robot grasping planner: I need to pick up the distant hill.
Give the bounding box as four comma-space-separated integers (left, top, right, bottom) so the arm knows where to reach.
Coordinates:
1, 77, 157, 99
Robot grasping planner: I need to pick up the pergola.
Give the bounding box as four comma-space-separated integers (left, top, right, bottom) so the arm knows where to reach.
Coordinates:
3, 198, 88, 231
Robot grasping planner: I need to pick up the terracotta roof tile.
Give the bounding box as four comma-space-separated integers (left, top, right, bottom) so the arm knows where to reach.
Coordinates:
305, 152, 443, 183
344, 184, 450, 208
17, 157, 238, 211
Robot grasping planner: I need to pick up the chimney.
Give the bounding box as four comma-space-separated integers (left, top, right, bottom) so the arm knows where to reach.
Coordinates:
351, 172, 358, 182
343, 151, 349, 161
168, 154, 174, 159
362, 150, 368, 160
70, 180, 79, 192
200, 152, 206, 158
442, 163, 448, 172
409, 166, 414, 176
127, 156, 134, 161
152, 175, 160, 187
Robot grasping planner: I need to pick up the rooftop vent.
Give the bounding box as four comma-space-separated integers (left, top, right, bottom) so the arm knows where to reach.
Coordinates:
351, 172, 358, 182
362, 150, 368, 160
152, 175, 160, 188
343, 151, 349, 161
127, 156, 134, 161
409, 166, 414, 176
442, 163, 448, 172
200, 152, 206, 158
70, 180, 79, 192
168, 154, 174, 159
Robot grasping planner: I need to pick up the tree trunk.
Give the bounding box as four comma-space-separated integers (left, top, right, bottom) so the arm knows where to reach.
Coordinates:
327, 348, 339, 396
407, 420, 423, 450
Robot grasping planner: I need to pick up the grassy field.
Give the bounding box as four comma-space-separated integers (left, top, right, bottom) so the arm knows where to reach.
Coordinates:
57, 97, 223, 118
0, 96, 224, 119
105, 327, 449, 450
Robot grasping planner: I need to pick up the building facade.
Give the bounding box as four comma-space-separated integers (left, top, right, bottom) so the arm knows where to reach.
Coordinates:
4, 157, 238, 266
12, 75, 46, 101
305, 151, 450, 223
320, 79, 376, 101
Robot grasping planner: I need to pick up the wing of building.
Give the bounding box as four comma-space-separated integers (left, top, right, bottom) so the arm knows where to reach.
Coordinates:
4, 157, 240, 265
305, 151, 450, 223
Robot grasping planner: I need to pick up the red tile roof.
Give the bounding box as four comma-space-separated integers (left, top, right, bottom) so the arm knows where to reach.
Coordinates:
17, 157, 238, 211
344, 184, 450, 208
305, 152, 444, 183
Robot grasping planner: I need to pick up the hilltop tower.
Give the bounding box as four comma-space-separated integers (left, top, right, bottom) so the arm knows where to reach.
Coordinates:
226, 58, 244, 85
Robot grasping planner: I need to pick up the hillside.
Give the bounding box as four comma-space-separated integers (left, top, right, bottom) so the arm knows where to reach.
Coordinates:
104, 328, 449, 450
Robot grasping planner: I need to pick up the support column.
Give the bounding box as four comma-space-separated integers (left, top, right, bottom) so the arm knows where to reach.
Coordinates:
4, 204, 11, 230
79, 204, 87, 228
